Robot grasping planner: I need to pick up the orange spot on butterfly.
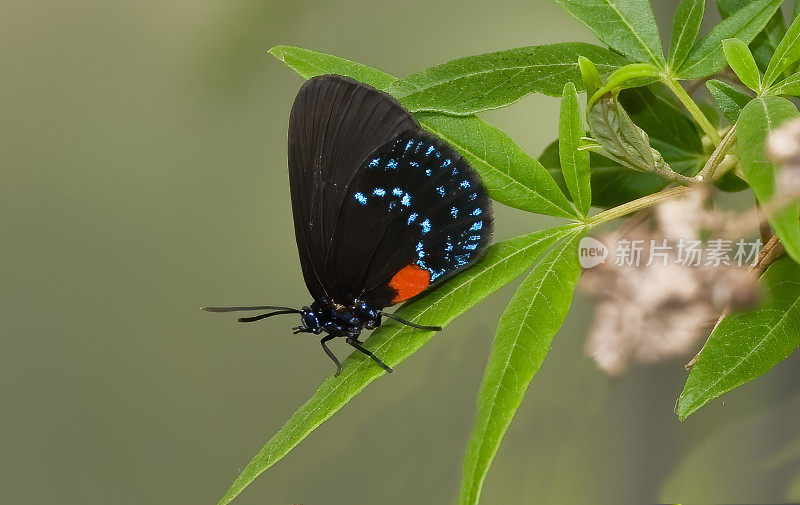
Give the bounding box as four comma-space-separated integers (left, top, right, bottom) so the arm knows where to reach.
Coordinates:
389, 264, 431, 304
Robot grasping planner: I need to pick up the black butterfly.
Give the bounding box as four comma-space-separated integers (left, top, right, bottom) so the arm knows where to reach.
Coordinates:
204, 75, 493, 376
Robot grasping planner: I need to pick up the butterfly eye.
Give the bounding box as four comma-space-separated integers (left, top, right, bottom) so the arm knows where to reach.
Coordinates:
301, 311, 320, 332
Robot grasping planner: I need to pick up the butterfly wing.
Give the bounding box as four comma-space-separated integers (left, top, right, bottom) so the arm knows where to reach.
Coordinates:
288, 75, 493, 309
287, 75, 418, 301
327, 128, 493, 308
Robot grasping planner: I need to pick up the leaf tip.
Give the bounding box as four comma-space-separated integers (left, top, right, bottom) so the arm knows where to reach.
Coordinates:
578, 56, 601, 98
675, 389, 703, 421
268, 45, 286, 60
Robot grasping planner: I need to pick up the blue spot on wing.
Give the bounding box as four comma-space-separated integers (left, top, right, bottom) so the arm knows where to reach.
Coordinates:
345, 130, 491, 289
420, 219, 431, 234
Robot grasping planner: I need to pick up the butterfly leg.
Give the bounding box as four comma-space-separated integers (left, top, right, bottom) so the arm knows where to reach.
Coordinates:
346, 337, 393, 374
320, 335, 343, 377
380, 312, 442, 331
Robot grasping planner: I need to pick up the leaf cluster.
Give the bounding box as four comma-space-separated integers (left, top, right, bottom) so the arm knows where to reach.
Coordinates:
218, 2, 800, 504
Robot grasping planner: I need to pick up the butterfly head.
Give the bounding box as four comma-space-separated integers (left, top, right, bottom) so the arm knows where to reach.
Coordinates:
298, 306, 322, 334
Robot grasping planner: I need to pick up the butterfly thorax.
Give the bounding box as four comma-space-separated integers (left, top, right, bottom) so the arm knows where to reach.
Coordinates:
299, 299, 381, 338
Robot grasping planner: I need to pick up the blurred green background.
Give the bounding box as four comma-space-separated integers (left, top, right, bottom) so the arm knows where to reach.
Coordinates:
3, 0, 800, 503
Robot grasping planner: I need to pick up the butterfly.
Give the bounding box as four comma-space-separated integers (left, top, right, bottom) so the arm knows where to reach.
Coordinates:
203, 75, 493, 376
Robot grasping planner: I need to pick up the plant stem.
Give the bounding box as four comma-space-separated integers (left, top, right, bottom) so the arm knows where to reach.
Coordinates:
586, 186, 693, 229
581, 78, 741, 230
588, 147, 697, 186
663, 76, 721, 146
699, 125, 737, 181
653, 162, 697, 185
711, 155, 738, 181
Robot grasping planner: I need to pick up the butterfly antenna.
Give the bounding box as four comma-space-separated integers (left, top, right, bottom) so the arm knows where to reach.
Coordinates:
380, 312, 442, 331
237, 309, 301, 323
201, 305, 300, 313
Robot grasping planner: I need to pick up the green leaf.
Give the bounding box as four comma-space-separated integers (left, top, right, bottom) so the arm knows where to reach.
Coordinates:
384, 43, 632, 115
699, 100, 721, 129
542, 84, 705, 207
559, 82, 591, 215
459, 232, 583, 505
752, 10, 788, 72
588, 96, 656, 171
706, 79, 754, 123
268, 45, 395, 90
720, 0, 790, 72
216, 226, 579, 505
588, 62, 660, 108
669, 0, 706, 70
764, 13, 800, 87
677, 258, 800, 420
619, 83, 703, 153
770, 71, 800, 95
554, 0, 665, 67
270, 46, 580, 218
738, 96, 800, 263
677, 0, 783, 79
714, 0, 749, 16
714, 167, 751, 192
416, 113, 579, 218
579, 56, 602, 97
722, 38, 762, 90
542, 141, 696, 207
